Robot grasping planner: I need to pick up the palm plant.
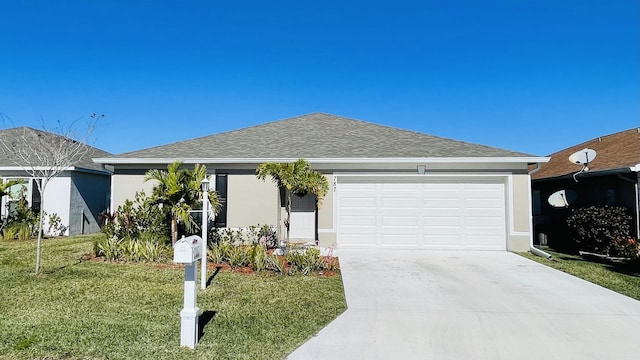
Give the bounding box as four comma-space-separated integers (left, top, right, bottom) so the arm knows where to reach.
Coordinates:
0, 178, 20, 225
256, 159, 329, 246
144, 161, 220, 244
0, 178, 20, 198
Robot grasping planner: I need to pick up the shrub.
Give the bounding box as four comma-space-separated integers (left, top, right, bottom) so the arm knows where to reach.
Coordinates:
94, 233, 171, 263
265, 253, 285, 273
611, 237, 640, 259
101, 191, 170, 243
249, 244, 268, 272
322, 256, 340, 271
1, 226, 18, 241
208, 244, 226, 264
3, 187, 38, 238
46, 213, 67, 236
209, 225, 278, 248
94, 236, 123, 262
17, 224, 31, 241
257, 224, 278, 249
227, 246, 251, 269
286, 247, 324, 275
567, 206, 634, 257
209, 227, 244, 246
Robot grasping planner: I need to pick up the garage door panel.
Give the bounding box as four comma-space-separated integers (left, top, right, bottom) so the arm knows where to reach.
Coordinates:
423, 199, 463, 208
466, 227, 504, 236
338, 178, 506, 250
465, 199, 503, 209
341, 215, 378, 226
423, 236, 461, 247
381, 234, 418, 245
423, 207, 461, 215
340, 234, 376, 245
422, 190, 460, 198
340, 197, 377, 208
424, 226, 464, 236
341, 182, 377, 190
423, 216, 460, 226
382, 198, 419, 208
466, 218, 504, 228
382, 216, 418, 226
381, 182, 419, 191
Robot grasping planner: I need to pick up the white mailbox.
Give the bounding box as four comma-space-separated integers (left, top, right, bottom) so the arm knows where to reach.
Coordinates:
173, 235, 202, 264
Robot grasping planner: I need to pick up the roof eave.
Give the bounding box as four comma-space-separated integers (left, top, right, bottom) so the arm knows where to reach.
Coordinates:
94, 156, 550, 165
534, 166, 636, 181
0, 165, 111, 176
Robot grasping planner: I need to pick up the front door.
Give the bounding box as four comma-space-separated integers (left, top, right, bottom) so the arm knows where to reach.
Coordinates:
289, 193, 316, 241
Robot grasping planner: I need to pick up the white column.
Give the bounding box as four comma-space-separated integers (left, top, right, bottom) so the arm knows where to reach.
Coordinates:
180, 262, 200, 348
200, 189, 208, 290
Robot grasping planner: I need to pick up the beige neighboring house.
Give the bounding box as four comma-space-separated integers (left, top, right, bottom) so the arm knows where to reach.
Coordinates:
94, 113, 548, 252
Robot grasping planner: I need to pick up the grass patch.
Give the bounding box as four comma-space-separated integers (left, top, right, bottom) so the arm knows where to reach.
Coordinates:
521, 249, 640, 301
0, 235, 346, 360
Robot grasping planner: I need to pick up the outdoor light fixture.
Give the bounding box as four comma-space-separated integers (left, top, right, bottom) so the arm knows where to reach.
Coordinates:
417, 165, 426, 175
201, 178, 210, 192
200, 177, 210, 289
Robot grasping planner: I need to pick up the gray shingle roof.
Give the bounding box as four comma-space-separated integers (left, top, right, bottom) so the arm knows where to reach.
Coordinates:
108, 113, 533, 160
0, 126, 111, 172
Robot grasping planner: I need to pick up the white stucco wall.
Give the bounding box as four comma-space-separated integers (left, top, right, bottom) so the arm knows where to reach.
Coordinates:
43, 176, 71, 236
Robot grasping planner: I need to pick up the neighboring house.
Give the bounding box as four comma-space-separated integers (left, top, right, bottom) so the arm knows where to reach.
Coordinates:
94, 113, 548, 252
531, 128, 640, 247
0, 127, 112, 236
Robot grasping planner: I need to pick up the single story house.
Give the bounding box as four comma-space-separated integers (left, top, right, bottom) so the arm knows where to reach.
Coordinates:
0, 127, 112, 236
94, 113, 548, 252
531, 127, 640, 247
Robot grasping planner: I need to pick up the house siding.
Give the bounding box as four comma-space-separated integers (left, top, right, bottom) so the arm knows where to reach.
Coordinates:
318, 174, 336, 248
43, 176, 72, 236
226, 174, 279, 228
105, 164, 537, 251
505, 174, 532, 252
111, 173, 156, 210
68, 172, 111, 235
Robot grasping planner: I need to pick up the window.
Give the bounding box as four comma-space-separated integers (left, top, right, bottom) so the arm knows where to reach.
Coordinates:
214, 174, 227, 228
1, 178, 41, 218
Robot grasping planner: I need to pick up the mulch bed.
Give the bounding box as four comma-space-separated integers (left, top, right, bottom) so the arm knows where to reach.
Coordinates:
86, 253, 340, 277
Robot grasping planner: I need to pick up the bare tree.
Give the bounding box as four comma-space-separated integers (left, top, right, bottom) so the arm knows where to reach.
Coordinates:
0, 114, 103, 274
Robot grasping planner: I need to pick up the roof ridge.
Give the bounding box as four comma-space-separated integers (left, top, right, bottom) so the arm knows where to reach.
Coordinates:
105, 113, 535, 159
546, 127, 640, 156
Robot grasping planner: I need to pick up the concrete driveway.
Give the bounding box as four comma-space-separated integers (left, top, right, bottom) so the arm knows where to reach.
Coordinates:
288, 249, 640, 360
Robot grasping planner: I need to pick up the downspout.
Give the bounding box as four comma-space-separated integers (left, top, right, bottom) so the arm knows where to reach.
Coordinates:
528, 162, 542, 176
528, 163, 552, 259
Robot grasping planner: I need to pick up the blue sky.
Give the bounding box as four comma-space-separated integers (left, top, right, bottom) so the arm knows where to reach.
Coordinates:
0, 0, 637, 156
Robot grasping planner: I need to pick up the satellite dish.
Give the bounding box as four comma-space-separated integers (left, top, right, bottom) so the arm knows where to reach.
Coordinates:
569, 148, 597, 182
547, 189, 577, 208
569, 148, 597, 166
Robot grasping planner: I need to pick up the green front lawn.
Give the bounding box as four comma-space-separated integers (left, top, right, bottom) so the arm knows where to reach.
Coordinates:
521, 249, 640, 301
0, 235, 346, 360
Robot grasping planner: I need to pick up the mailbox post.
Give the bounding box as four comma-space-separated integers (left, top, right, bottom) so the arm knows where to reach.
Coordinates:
173, 235, 203, 349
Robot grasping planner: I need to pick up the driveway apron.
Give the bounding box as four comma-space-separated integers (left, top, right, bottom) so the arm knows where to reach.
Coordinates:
287, 249, 640, 360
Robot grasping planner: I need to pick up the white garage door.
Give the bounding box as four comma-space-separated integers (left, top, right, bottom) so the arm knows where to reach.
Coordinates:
337, 177, 506, 250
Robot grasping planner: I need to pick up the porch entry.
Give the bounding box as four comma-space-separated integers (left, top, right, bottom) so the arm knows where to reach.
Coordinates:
289, 193, 317, 241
